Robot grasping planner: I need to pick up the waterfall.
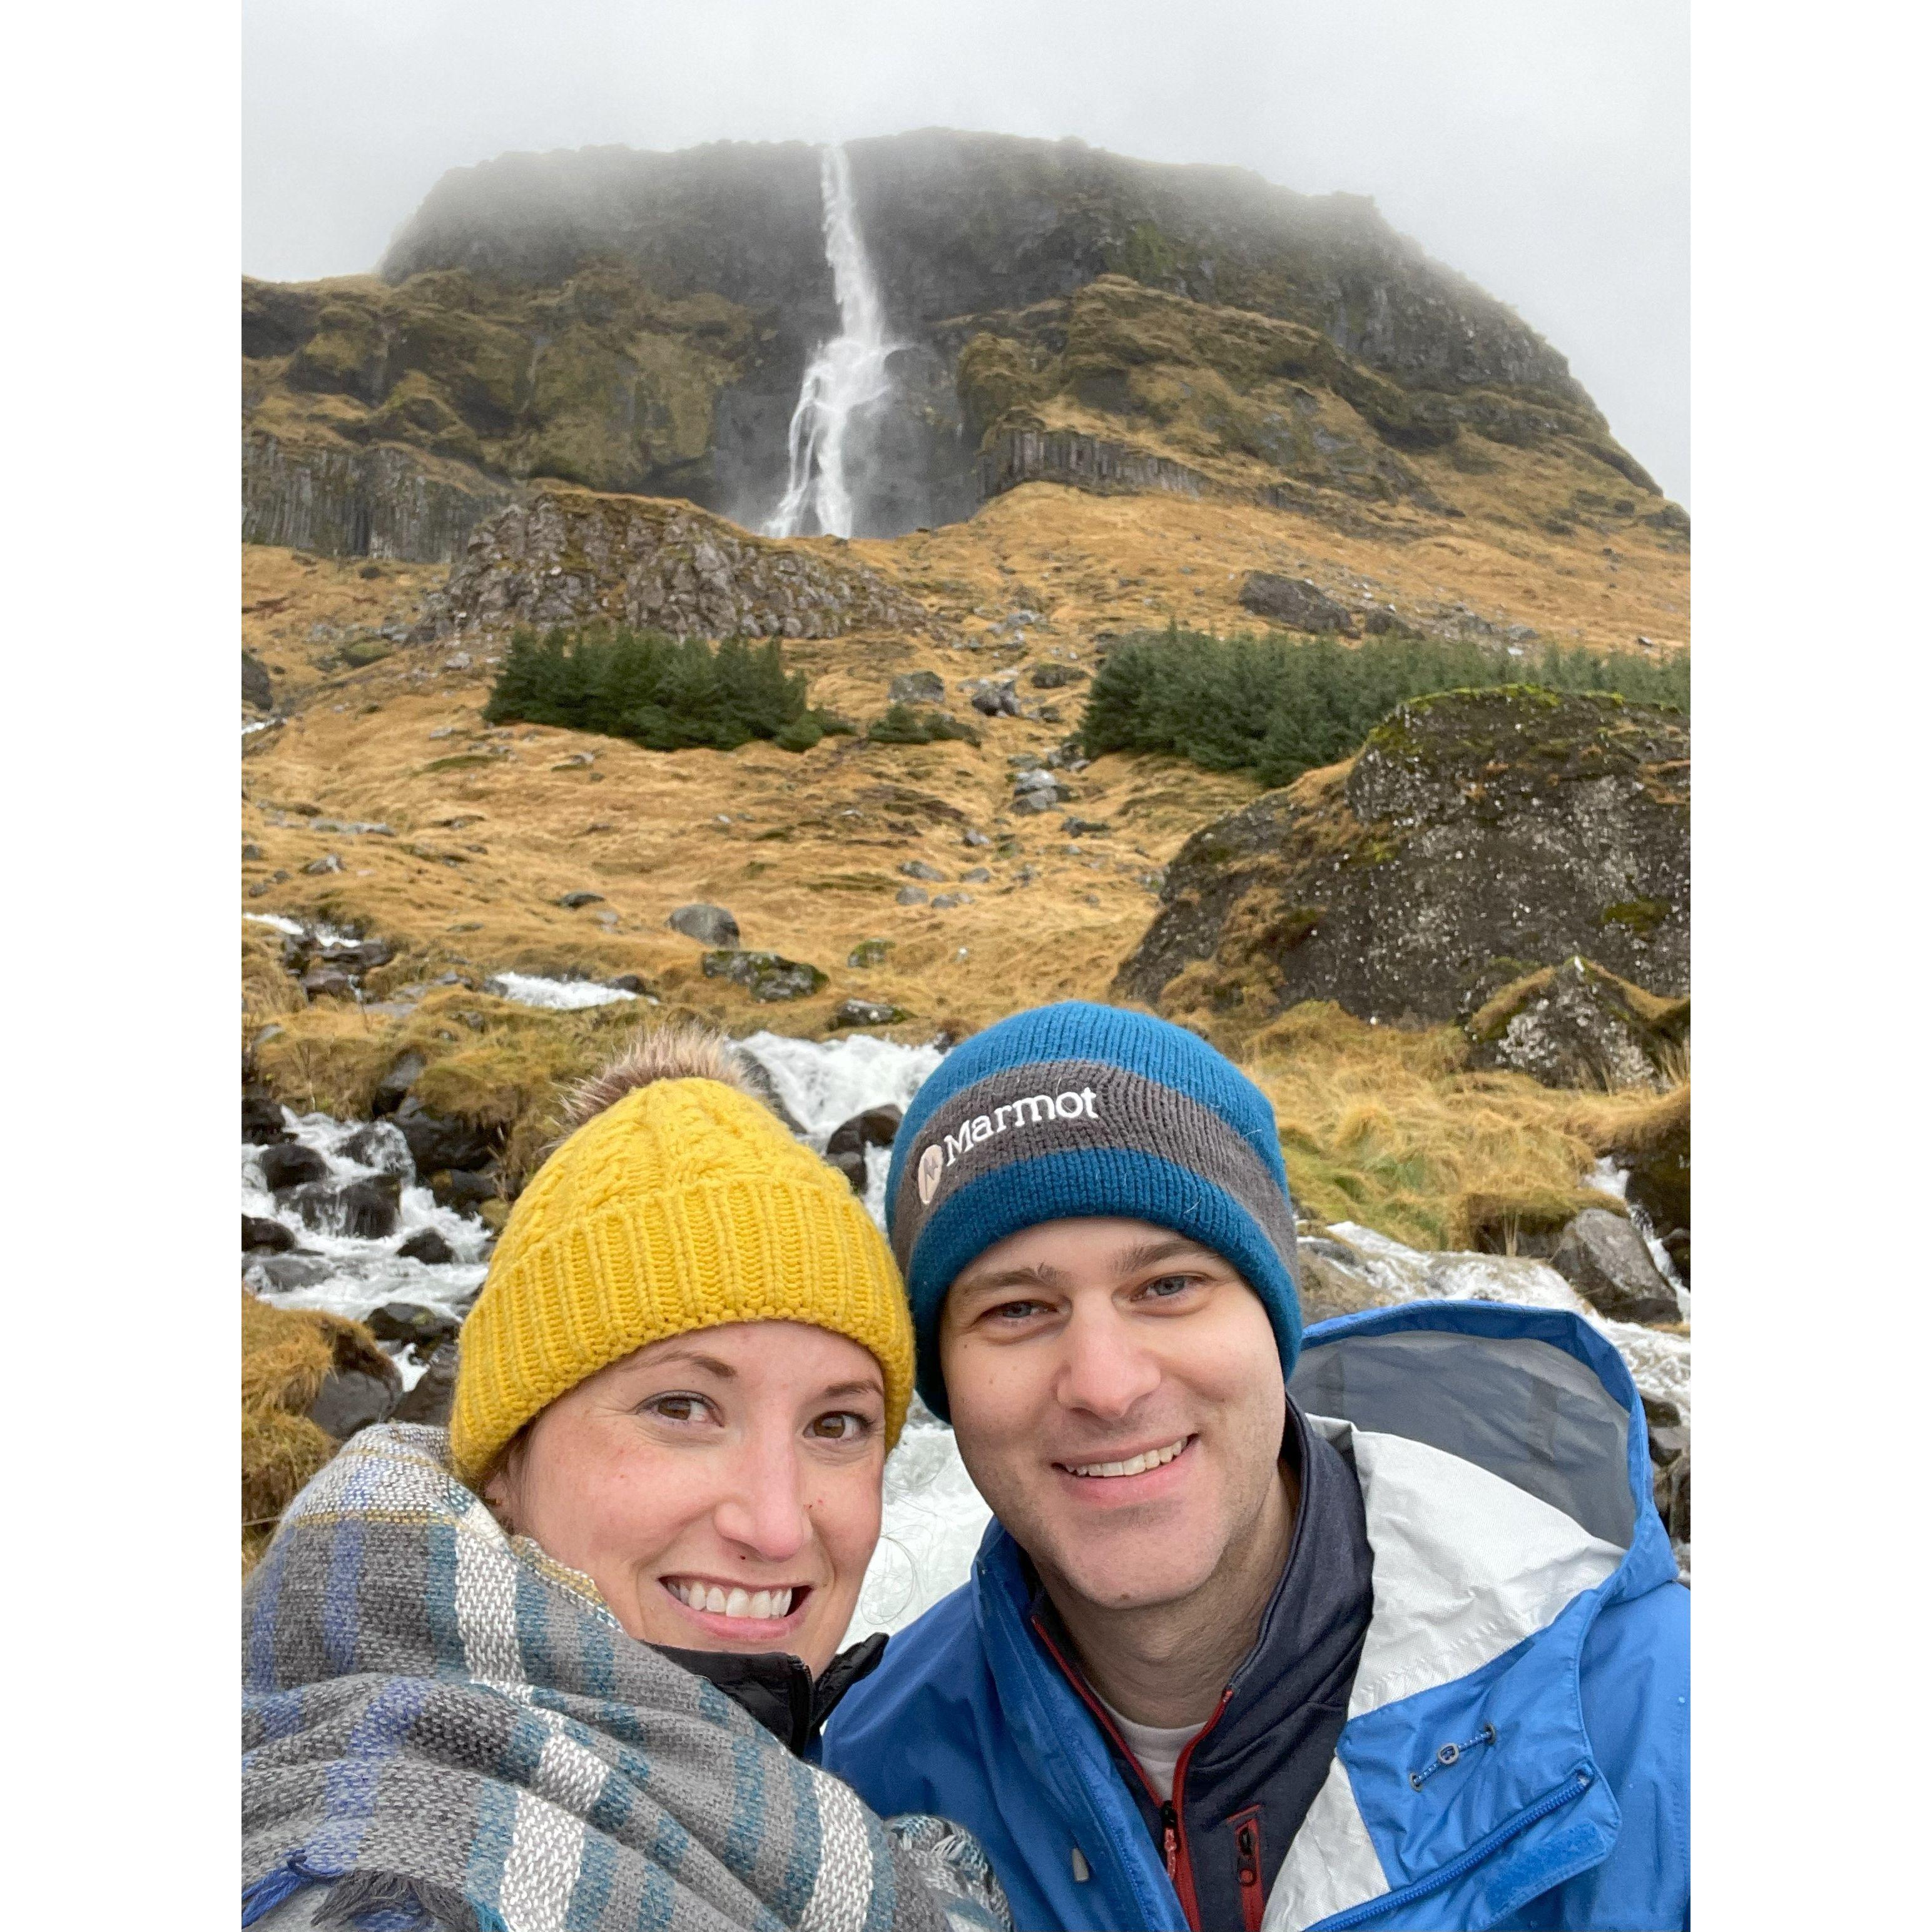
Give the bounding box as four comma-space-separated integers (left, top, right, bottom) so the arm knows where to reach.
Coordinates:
765, 145, 895, 540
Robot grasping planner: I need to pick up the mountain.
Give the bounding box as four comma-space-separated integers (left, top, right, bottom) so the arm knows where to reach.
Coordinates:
243, 130, 1680, 561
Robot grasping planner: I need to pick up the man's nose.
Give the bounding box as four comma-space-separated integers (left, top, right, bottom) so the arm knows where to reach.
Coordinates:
710, 1429, 813, 1563
1054, 1304, 1162, 1420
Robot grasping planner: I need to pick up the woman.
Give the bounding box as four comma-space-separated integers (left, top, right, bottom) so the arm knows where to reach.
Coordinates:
243, 1023, 1007, 1932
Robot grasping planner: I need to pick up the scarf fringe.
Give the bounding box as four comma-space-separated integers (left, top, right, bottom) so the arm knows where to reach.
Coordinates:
242, 1859, 508, 1932
242, 1852, 336, 1925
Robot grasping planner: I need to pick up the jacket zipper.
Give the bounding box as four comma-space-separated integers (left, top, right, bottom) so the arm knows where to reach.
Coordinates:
1030, 1614, 1229, 1932
1314, 1769, 1595, 1930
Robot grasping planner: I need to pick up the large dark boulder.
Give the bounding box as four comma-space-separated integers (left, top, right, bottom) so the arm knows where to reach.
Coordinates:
1548, 1209, 1680, 1325
258, 1142, 328, 1193
1116, 688, 1687, 1026
1238, 572, 1361, 635
394, 1343, 459, 1426
242, 1091, 289, 1146
309, 1363, 401, 1441
287, 1176, 403, 1241
365, 1302, 463, 1351
243, 1216, 296, 1255
392, 1096, 497, 1175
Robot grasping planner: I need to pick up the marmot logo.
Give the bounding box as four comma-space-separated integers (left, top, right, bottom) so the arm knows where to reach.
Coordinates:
915, 1087, 1100, 1208
917, 1142, 944, 1204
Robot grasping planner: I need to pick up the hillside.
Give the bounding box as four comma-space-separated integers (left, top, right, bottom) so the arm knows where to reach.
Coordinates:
243, 130, 1686, 579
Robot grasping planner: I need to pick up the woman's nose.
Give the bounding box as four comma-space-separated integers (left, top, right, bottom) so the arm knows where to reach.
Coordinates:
709, 1432, 813, 1563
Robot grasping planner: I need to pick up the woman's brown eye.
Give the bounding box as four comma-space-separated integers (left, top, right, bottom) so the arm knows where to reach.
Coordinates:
644, 1393, 707, 1423
809, 1411, 870, 1440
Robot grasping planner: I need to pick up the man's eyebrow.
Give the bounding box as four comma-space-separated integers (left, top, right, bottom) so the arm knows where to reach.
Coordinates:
950, 1260, 1070, 1303
1112, 1236, 1221, 1276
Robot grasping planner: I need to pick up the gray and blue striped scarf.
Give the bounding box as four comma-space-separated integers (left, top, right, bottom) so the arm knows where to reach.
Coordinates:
243, 1423, 1006, 1932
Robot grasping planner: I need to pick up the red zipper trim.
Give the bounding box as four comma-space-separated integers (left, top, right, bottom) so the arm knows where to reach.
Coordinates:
1229, 1805, 1264, 1932
1030, 1614, 1231, 1932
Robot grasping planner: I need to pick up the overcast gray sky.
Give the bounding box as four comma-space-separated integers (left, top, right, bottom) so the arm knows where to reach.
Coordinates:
243, 0, 1689, 504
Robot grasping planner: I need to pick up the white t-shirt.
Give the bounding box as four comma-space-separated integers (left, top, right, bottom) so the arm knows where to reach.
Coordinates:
1093, 1692, 1211, 1803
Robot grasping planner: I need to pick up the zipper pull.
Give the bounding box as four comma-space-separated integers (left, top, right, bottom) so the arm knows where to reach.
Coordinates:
1161, 1801, 1179, 1879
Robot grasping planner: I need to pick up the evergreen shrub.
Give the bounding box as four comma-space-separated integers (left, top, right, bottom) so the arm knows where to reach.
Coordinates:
484, 624, 837, 753
865, 704, 983, 748
1079, 624, 1689, 789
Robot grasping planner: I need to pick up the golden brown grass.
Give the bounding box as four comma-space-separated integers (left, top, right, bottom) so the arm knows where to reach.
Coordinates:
240, 1293, 394, 1570
1233, 1002, 1687, 1251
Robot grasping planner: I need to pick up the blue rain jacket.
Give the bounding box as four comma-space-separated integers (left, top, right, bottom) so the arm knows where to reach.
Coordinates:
823, 1301, 1689, 1931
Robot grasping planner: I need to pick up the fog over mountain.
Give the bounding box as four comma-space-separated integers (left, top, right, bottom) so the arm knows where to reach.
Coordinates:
243, 0, 1688, 504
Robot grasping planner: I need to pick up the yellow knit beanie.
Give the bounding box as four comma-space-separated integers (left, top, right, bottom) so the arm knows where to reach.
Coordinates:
450, 1027, 915, 1486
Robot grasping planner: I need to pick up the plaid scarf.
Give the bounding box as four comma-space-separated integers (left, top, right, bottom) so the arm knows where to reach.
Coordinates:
243, 1424, 1006, 1932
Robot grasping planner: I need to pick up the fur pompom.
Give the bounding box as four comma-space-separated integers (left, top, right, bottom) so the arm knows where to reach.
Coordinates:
560, 1019, 763, 1131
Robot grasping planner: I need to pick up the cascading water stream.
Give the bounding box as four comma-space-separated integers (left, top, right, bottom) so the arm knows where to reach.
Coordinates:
765, 145, 895, 540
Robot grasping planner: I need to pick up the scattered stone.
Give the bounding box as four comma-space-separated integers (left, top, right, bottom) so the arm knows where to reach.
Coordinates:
828, 999, 907, 1029
259, 1143, 327, 1193
395, 1228, 456, 1266
250, 1253, 334, 1293
1029, 663, 1089, 688
309, 1363, 401, 1442
605, 972, 651, 995
668, 902, 740, 948
243, 1215, 296, 1254
1010, 790, 1060, 816
700, 950, 828, 1002
960, 867, 992, 883
243, 1092, 289, 1145
288, 1176, 402, 1241
557, 891, 606, 909
242, 842, 264, 862
300, 967, 357, 1000
1063, 818, 1112, 838
888, 670, 945, 706
895, 886, 929, 905
392, 1097, 496, 1174
847, 939, 892, 969
302, 853, 343, 875
243, 650, 273, 712
394, 1343, 460, 1426
899, 860, 946, 882
247, 881, 275, 897
962, 828, 992, 848
430, 1169, 499, 1212
826, 1106, 903, 1157
365, 1301, 462, 1350
369, 1050, 427, 1118
1238, 572, 1361, 635
964, 679, 1020, 717
1548, 1209, 1680, 1324
930, 893, 973, 909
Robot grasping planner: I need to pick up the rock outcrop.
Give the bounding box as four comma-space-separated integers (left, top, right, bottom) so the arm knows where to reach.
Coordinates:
1466, 955, 1688, 1090
1117, 686, 1688, 1025
425, 489, 932, 641
243, 430, 515, 564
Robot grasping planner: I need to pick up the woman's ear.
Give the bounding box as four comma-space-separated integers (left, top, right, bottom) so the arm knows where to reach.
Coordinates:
481, 1431, 527, 1535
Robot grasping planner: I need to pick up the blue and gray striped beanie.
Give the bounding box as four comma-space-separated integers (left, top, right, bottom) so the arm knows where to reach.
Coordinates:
884, 1002, 1301, 1420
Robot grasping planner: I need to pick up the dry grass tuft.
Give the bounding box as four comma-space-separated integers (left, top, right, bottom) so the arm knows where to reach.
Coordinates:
1236, 1002, 1682, 1251
240, 1292, 394, 1570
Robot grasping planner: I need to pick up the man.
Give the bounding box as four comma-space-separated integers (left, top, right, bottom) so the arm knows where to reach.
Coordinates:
822, 1002, 1689, 1932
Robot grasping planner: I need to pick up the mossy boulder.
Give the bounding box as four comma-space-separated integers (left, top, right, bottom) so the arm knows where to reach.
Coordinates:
1465, 955, 1688, 1091
701, 949, 827, 1002
1117, 686, 1688, 1025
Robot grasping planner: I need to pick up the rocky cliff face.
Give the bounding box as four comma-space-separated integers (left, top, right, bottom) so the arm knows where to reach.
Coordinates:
1117, 687, 1689, 1026
245, 131, 1669, 557
426, 487, 932, 641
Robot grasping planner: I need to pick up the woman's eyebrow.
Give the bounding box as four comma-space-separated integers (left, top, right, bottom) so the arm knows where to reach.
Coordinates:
818, 1379, 884, 1401
643, 1346, 736, 1378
